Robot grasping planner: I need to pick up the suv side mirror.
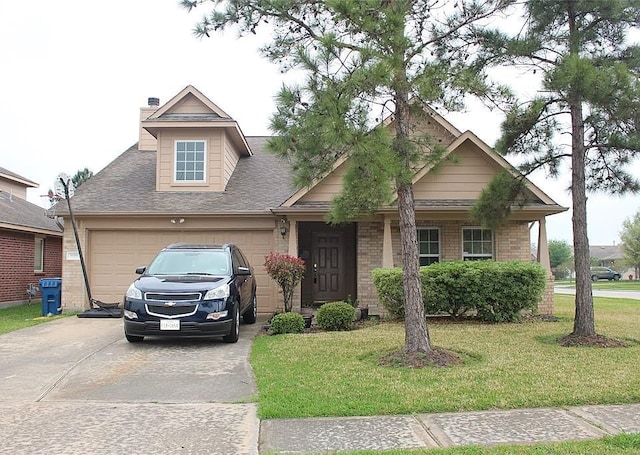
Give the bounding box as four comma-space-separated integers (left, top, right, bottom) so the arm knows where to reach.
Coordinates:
237, 266, 252, 276
135, 266, 146, 275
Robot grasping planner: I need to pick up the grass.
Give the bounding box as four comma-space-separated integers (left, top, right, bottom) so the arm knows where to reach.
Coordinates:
328, 433, 640, 454
0, 302, 74, 335
250, 295, 640, 419
556, 279, 640, 291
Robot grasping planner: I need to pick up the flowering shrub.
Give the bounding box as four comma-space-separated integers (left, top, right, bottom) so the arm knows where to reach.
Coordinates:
264, 252, 306, 312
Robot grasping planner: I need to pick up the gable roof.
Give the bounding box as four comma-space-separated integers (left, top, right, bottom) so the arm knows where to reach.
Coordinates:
142, 85, 252, 156
410, 130, 558, 205
52, 138, 295, 216
589, 245, 622, 261
0, 190, 62, 235
279, 110, 565, 216
0, 167, 38, 189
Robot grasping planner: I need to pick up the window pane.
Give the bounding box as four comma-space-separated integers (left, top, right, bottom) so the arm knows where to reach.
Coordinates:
196, 142, 205, 151
34, 238, 44, 271
177, 142, 185, 152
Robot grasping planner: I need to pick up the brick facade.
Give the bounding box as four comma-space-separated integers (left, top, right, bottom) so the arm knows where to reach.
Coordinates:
0, 230, 62, 306
357, 219, 553, 315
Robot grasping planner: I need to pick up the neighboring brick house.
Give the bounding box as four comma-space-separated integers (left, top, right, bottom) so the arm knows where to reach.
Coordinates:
0, 167, 63, 307
54, 85, 566, 316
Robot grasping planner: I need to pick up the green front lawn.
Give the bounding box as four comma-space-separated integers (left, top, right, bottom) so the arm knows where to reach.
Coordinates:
335, 433, 640, 455
0, 302, 73, 335
251, 295, 640, 419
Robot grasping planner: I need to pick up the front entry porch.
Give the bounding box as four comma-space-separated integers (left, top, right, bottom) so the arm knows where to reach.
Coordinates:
296, 222, 357, 308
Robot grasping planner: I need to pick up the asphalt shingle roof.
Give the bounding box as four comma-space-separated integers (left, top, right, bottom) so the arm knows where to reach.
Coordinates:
589, 245, 622, 261
54, 137, 297, 216
0, 167, 38, 187
0, 190, 62, 233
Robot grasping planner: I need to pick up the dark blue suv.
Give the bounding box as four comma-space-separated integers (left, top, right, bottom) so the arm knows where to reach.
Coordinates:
123, 243, 257, 343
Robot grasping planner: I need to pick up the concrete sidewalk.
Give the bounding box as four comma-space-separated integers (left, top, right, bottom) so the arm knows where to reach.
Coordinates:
259, 404, 640, 453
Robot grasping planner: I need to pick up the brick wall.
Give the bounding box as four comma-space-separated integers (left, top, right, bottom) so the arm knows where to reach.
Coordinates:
359, 219, 552, 315
61, 223, 89, 310
0, 230, 62, 305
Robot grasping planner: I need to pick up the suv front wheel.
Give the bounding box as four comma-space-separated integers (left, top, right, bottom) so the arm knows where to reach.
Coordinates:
223, 304, 240, 343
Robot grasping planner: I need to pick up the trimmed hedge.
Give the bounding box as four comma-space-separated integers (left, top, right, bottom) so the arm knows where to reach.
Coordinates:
372, 261, 547, 322
269, 312, 305, 335
316, 301, 355, 331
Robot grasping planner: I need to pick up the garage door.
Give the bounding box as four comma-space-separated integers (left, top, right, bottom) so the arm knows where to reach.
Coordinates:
89, 230, 275, 312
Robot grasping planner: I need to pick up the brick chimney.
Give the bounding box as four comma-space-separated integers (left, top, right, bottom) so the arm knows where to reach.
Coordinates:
139, 97, 160, 151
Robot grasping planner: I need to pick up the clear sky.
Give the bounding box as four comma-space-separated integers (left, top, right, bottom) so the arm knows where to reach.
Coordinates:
1, 0, 638, 246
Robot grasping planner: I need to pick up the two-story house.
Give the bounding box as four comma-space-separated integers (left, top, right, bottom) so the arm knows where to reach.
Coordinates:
54, 85, 566, 315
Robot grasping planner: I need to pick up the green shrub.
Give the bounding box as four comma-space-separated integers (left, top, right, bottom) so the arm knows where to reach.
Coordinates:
371, 268, 405, 320
473, 261, 547, 322
269, 312, 305, 335
316, 301, 355, 331
373, 261, 547, 322
421, 262, 483, 317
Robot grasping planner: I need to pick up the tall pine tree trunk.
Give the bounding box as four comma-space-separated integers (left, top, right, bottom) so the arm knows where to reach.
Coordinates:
395, 88, 432, 354
568, 0, 596, 337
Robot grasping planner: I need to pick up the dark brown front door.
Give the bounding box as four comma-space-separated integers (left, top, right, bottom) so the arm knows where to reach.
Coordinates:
312, 231, 344, 302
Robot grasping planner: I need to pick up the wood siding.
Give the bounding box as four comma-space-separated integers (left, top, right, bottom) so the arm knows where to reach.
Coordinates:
156, 128, 225, 192
298, 160, 348, 203
0, 180, 28, 200
413, 141, 497, 200
223, 138, 240, 189
170, 93, 212, 114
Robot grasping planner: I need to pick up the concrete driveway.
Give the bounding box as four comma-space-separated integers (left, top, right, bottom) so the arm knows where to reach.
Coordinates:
0, 316, 264, 454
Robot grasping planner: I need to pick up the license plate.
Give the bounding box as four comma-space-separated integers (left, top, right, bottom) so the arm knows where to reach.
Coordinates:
160, 319, 180, 331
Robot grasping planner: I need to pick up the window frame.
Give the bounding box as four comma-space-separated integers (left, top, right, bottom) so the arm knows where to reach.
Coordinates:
461, 227, 494, 261
417, 227, 441, 266
174, 140, 207, 183
34, 236, 45, 273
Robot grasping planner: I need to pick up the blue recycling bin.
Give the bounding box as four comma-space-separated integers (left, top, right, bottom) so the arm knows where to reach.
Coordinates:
39, 278, 62, 316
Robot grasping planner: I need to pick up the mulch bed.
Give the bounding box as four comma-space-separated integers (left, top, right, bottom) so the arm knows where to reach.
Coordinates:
379, 347, 463, 368
558, 333, 629, 348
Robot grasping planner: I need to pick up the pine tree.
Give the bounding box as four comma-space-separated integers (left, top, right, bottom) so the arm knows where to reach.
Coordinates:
474, 0, 640, 339
183, 0, 511, 359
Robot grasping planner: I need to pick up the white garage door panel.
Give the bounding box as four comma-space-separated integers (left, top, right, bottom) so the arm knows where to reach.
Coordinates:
89, 230, 274, 311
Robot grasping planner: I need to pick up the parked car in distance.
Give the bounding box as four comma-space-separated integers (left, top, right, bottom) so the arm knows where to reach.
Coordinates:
123, 243, 257, 343
590, 266, 621, 281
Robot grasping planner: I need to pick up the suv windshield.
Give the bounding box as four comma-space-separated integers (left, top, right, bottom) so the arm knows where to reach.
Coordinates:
145, 250, 231, 276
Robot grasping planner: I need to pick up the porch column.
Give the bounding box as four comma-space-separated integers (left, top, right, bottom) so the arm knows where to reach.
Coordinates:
288, 219, 298, 257
537, 217, 551, 275
382, 216, 394, 268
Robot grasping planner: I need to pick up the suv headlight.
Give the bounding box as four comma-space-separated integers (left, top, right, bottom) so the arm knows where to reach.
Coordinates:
204, 284, 230, 300
125, 283, 142, 300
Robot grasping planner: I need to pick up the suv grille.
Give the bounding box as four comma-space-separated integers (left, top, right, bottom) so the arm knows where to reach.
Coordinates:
145, 303, 198, 318
145, 292, 202, 302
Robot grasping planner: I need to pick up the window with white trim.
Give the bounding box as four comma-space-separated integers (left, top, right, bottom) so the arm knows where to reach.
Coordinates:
462, 228, 493, 260
34, 237, 44, 273
418, 228, 440, 266
175, 140, 206, 182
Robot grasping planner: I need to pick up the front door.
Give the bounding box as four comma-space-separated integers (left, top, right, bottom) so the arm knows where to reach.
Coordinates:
312, 231, 344, 302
